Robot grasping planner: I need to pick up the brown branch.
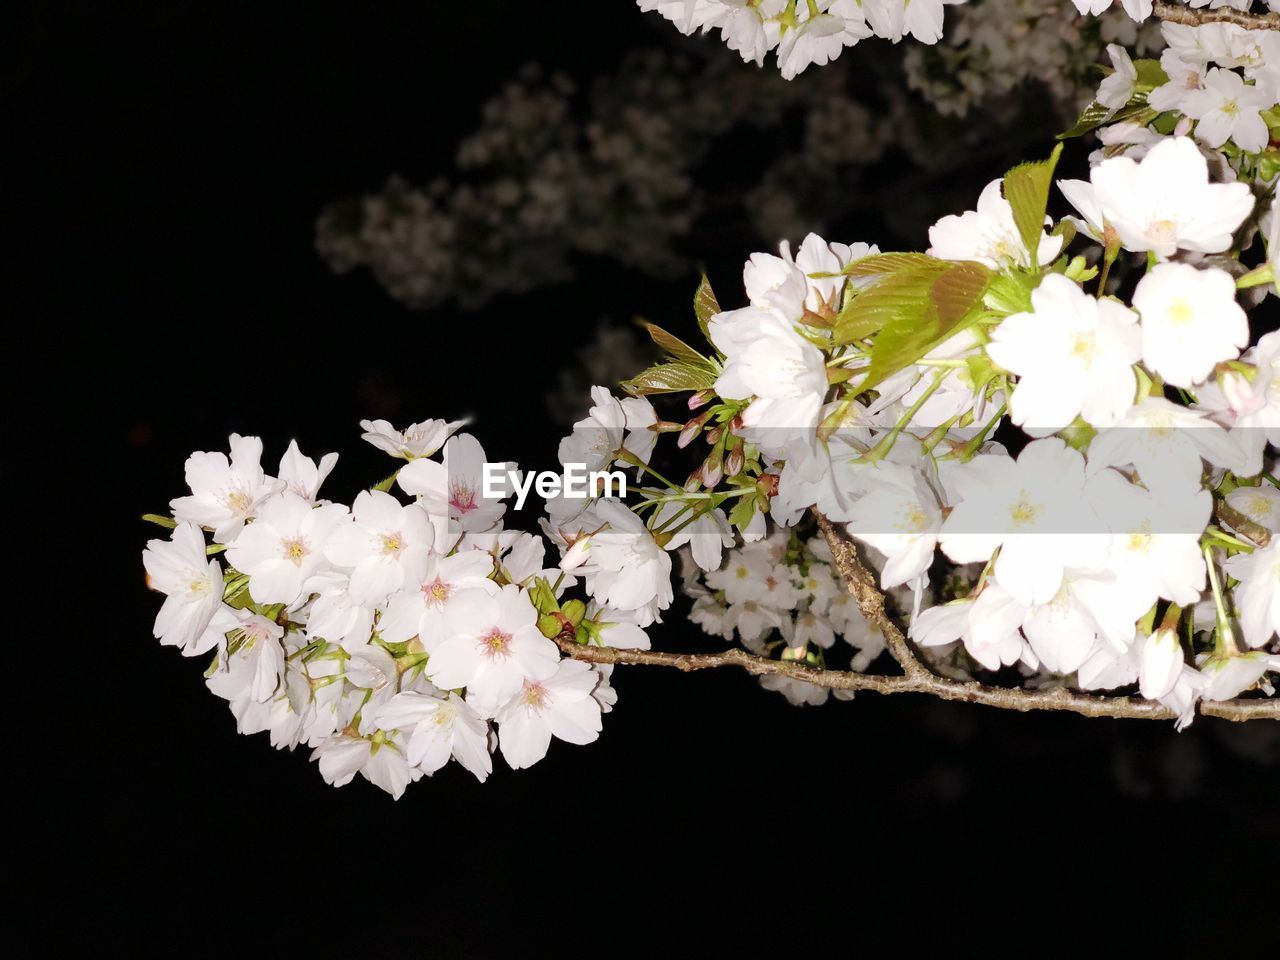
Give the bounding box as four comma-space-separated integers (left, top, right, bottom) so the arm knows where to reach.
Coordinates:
814, 511, 928, 679
1215, 499, 1272, 548
555, 513, 1278, 723
1153, 1, 1280, 30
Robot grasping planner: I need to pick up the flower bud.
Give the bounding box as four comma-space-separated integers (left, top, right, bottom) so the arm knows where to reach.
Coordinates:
725, 446, 744, 477
678, 410, 712, 448
1139, 627, 1183, 700
688, 390, 712, 411
705, 426, 722, 445
560, 536, 592, 571
702, 452, 723, 488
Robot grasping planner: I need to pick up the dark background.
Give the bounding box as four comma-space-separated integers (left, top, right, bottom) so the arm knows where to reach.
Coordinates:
14, 3, 1277, 953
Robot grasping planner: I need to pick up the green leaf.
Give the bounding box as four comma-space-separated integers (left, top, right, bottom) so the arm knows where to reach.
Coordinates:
142, 513, 177, 529
693, 273, 720, 341
727, 492, 757, 531
983, 271, 1037, 316
621, 360, 719, 397
862, 261, 992, 393
638, 320, 709, 364
834, 262, 944, 345
1002, 143, 1062, 267
1133, 58, 1168, 91
844, 252, 938, 278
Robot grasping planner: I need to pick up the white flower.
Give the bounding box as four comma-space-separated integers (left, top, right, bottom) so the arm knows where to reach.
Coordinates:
927, 179, 1064, 270
1195, 331, 1280, 477
591, 606, 652, 650
375, 691, 492, 782
359, 417, 464, 459
776, 0, 870, 81
226, 494, 349, 606
323, 489, 434, 605
912, 585, 1032, 671
303, 570, 376, 651
378, 550, 497, 650
621, 396, 659, 464
496, 659, 604, 769
939, 439, 1109, 606
1132, 263, 1248, 388
171, 434, 281, 542
1021, 572, 1123, 674
143, 521, 230, 656
277, 440, 338, 502
559, 386, 626, 473
398, 432, 510, 534
1199, 651, 1280, 700
720, 1, 785, 66
705, 542, 773, 604
845, 463, 943, 589
1097, 44, 1137, 112
1071, 0, 1152, 23
1182, 68, 1272, 153
312, 734, 413, 799
1147, 49, 1207, 114
794, 610, 837, 649
1089, 471, 1210, 612
1080, 137, 1254, 258
710, 305, 827, 461
573, 500, 674, 626
207, 612, 286, 705
1087, 397, 1245, 492
987, 274, 1141, 433
1139, 627, 1186, 700
657, 503, 735, 572
1224, 539, 1280, 649
425, 584, 560, 717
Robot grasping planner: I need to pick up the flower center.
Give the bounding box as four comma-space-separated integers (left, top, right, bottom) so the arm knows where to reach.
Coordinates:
479, 627, 512, 659
1009, 492, 1041, 528
224, 488, 253, 515
379, 532, 406, 558
1167, 299, 1195, 327
1071, 333, 1096, 364
450, 480, 477, 514
1147, 219, 1178, 244
281, 536, 309, 566
422, 576, 452, 606
520, 680, 549, 711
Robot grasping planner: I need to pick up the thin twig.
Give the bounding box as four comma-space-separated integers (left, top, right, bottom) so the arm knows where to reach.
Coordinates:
1153, 0, 1280, 30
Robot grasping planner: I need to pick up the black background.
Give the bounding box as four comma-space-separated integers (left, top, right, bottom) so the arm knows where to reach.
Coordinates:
14, 3, 1278, 953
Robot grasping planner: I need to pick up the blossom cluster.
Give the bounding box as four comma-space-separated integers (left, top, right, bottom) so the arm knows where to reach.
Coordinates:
143, 422, 652, 798
682, 531, 891, 704
652, 114, 1279, 721
638, 0, 967, 78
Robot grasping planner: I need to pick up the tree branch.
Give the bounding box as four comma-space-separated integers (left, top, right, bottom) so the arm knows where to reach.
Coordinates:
555, 513, 1278, 723
1214, 499, 1272, 548
1152, 1, 1280, 30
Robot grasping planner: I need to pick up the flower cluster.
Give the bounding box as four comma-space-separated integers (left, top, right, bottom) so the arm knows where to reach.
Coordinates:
641, 116, 1278, 723
638, 0, 967, 78
682, 530, 891, 704
146, 9, 1280, 799
143, 423, 648, 798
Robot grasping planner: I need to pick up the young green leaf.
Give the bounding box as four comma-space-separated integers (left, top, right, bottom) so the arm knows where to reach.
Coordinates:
621, 360, 719, 397
693, 273, 720, 341
861, 261, 992, 392
1001, 143, 1062, 266
638, 320, 710, 364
